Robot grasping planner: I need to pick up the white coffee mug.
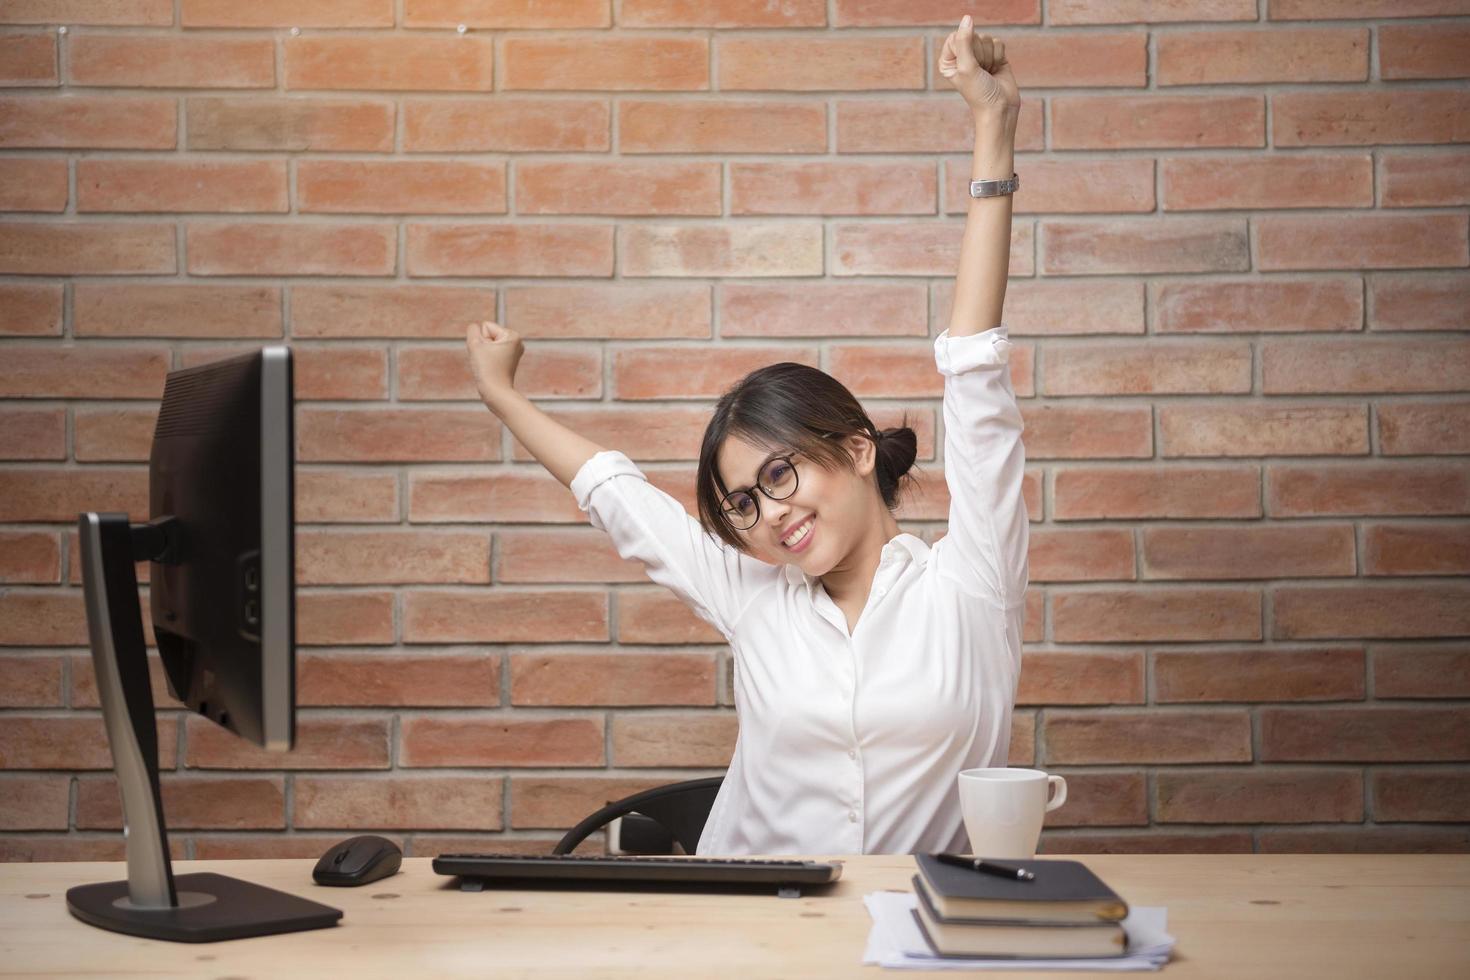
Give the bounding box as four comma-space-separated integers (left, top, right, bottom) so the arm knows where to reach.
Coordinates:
956, 767, 1067, 859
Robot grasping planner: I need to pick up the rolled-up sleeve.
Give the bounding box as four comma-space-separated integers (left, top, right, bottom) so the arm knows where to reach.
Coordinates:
932, 324, 1030, 611
570, 450, 778, 642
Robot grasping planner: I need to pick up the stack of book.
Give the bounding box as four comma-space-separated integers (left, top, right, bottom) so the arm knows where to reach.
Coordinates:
910, 853, 1132, 959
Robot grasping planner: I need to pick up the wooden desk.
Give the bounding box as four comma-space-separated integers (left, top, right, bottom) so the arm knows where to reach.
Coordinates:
2, 854, 1467, 978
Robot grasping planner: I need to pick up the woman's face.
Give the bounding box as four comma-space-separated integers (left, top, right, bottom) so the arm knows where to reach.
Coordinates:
715, 432, 879, 569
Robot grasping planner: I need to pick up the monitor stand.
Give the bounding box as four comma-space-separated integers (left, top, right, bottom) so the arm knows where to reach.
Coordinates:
66, 513, 342, 943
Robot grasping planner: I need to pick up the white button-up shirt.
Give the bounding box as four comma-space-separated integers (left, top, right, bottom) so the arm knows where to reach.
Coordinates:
569, 324, 1029, 855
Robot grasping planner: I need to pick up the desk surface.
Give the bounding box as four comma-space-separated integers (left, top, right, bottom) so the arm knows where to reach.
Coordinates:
2, 854, 1467, 978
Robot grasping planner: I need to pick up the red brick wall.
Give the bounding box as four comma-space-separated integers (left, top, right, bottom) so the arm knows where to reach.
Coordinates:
2, 1, 1468, 860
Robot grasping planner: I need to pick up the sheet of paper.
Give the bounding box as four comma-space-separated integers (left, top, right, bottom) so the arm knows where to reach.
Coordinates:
862, 891, 1176, 972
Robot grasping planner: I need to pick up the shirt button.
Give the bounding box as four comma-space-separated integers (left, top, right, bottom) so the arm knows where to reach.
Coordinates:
848, 750, 857, 759
848, 811, 858, 823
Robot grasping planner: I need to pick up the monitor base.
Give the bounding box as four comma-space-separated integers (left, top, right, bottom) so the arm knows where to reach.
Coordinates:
66, 872, 342, 943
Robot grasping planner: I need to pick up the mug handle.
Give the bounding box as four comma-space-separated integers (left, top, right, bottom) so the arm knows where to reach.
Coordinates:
1045, 775, 1067, 812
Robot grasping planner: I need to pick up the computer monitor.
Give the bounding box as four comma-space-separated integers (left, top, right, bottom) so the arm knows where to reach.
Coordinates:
66, 346, 342, 943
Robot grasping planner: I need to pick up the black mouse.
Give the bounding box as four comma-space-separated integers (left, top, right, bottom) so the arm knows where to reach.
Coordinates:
313, 835, 402, 887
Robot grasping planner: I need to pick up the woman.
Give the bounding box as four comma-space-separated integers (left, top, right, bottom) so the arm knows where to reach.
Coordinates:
464, 15, 1025, 856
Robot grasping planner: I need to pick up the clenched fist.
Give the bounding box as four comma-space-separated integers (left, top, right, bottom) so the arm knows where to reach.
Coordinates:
465, 320, 524, 404
939, 14, 1020, 120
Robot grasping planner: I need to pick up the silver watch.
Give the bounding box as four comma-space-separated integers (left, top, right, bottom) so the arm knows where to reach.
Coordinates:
968, 173, 1020, 198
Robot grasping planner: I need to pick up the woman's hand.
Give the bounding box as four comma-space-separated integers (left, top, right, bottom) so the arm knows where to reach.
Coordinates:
939, 14, 1020, 120
465, 320, 524, 405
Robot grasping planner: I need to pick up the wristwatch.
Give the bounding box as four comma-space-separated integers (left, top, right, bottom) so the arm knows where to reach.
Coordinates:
968, 173, 1020, 198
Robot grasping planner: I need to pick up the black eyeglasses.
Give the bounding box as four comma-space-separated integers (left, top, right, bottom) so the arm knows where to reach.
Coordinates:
720, 453, 803, 532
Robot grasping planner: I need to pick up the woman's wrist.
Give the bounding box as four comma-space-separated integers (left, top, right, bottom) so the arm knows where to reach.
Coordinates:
972, 110, 1017, 179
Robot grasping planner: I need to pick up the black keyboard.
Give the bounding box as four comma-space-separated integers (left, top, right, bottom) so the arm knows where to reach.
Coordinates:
432, 853, 843, 892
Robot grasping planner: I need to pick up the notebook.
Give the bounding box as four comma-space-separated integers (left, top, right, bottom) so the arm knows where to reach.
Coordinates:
913, 854, 1130, 923
911, 874, 1128, 958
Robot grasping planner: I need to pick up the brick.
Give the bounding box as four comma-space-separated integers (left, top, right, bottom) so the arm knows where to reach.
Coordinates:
721, 282, 926, 338
1156, 769, 1363, 823
497, 527, 647, 584
1040, 830, 1253, 855
836, 221, 1031, 276
1053, 588, 1262, 643
0, 775, 69, 829
1261, 705, 1470, 762
298, 159, 505, 214
0, 715, 178, 768
400, 715, 604, 767
74, 407, 157, 462
1044, 340, 1251, 395
1015, 650, 1144, 705
409, 469, 582, 523
838, 97, 1043, 153
286, 36, 492, 92
69, 36, 274, 89
1373, 643, 1470, 699
505, 407, 709, 462
0, 469, 146, 523
1380, 149, 1470, 207
291, 284, 497, 340
621, 222, 822, 277
611, 711, 737, 767
1258, 826, 1469, 853
1052, 95, 1263, 149
74, 283, 280, 338
1, 1, 172, 24
1371, 273, 1470, 332
182, 0, 394, 27
1162, 154, 1372, 210
616, 588, 726, 644
939, 279, 1144, 336
0, 409, 64, 462
1267, 462, 1470, 516
1158, 403, 1368, 457
296, 591, 396, 646
0, 33, 54, 87
619, 99, 824, 154
1275, 583, 1470, 640
1025, 528, 1134, 586
186, 715, 390, 769
718, 36, 923, 91
400, 343, 600, 402
0, 222, 175, 275
77, 158, 287, 213
404, 97, 608, 152
0, 838, 132, 862
298, 407, 500, 463
1043, 709, 1252, 764
1015, 404, 1152, 460
1381, 22, 1470, 79
1365, 523, 1470, 576
732, 161, 936, 216
510, 776, 671, 829
1265, 337, 1470, 393
1258, 213, 1468, 271
1042, 218, 1249, 275
517, 160, 719, 216
507, 283, 709, 339
1009, 712, 1035, 766
407, 223, 613, 277
0, 284, 62, 335
187, 97, 393, 152
0, 345, 169, 398
1158, 28, 1368, 85
78, 775, 282, 830
616, 345, 819, 400
1049, 0, 1254, 25
1273, 89, 1470, 146
1, 95, 176, 149
836, 0, 1040, 26
299, 651, 499, 707
297, 529, 489, 585
69, 651, 173, 708
832, 341, 1028, 398
187, 222, 394, 276
406, 0, 609, 27
944, 156, 1153, 215
1374, 769, 1470, 822
503, 37, 707, 90
1142, 525, 1356, 580
1153, 277, 1362, 333
510, 651, 716, 706
0, 653, 63, 704
928, 31, 1145, 91
1154, 647, 1365, 703
298, 469, 399, 523
295, 775, 505, 830
404, 589, 608, 643
1380, 402, 1470, 456
0, 158, 65, 212
1040, 771, 1147, 828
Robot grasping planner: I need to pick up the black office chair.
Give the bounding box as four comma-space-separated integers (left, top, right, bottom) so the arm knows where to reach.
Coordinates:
552, 776, 724, 856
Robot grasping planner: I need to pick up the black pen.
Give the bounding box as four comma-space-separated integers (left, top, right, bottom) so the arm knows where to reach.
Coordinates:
933, 853, 1035, 881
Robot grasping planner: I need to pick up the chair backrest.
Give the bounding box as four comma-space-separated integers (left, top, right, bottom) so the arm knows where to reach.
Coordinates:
553, 776, 724, 855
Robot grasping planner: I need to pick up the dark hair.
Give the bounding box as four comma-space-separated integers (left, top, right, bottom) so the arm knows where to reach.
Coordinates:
696, 362, 921, 552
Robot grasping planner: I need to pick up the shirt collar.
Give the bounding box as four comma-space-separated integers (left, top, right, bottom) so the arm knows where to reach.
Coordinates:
783, 532, 930, 594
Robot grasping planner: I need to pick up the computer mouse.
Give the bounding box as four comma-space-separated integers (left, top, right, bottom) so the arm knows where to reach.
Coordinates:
313, 835, 402, 887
